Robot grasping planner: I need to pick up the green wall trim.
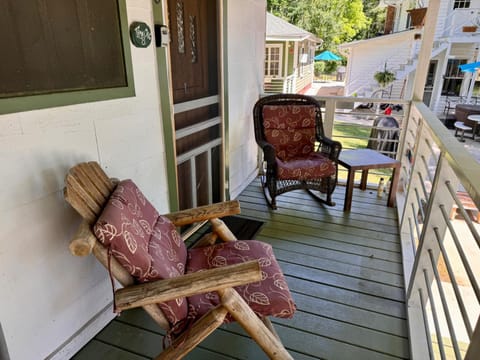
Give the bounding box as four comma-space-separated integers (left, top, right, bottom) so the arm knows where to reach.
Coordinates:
152, 1, 179, 212
222, 0, 230, 201
0, 0, 135, 115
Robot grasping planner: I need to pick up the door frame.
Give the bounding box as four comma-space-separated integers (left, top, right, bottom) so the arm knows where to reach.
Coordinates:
152, 0, 228, 211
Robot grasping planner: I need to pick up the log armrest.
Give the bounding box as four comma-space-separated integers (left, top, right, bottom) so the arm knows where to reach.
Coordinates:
114, 260, 262, 311
164, 200, 241, 227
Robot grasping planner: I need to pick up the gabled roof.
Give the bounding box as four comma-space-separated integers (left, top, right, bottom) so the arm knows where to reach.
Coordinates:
266, 12, 322, 44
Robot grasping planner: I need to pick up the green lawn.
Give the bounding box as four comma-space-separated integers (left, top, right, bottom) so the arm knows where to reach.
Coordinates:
332, 122, 393, 186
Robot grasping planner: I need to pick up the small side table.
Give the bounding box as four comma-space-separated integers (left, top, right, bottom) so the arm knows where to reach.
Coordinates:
338, 149, 401, 212
467, 114, 480, 139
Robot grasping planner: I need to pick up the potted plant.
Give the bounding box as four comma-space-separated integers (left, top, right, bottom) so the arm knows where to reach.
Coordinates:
374, 63, 396, 88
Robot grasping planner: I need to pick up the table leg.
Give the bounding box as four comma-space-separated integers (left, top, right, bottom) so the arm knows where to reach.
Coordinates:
344, 168, 355, 212
387, 166, 400, 208
360, 170, 369, 190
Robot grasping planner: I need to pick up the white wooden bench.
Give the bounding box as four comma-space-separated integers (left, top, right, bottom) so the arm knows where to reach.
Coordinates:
454, 121, 473, 142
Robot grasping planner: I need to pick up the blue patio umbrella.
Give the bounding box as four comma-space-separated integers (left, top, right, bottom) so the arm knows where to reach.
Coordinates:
314, 50, 341, 61
458, 61, 480, 102
459, 61, 480, 72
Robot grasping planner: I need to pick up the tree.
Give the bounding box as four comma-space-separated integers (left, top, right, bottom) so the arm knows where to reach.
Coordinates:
267, 0, 368, 50
356, 0, 387, 39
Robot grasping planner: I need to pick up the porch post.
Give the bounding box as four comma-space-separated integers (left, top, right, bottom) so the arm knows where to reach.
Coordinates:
411, 0, 441, 102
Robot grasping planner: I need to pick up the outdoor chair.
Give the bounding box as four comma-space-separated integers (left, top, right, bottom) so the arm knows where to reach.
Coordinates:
367, 116, 400, 158
64, 161, 296, 360
253, 94, 342, 209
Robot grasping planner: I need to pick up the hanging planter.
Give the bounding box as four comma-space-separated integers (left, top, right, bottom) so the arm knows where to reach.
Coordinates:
407, 7, 427, 28
374, 63, 396, 88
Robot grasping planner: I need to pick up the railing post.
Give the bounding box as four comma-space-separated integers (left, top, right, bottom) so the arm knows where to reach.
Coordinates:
412, 0, 440, 102
466, 316, 480, 360
323, 98, 335, 138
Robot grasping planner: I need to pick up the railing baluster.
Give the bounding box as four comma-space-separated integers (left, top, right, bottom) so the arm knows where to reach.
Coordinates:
445, 181, 480, 247
419, 288, 435, 360
438, 204, 480, 302
433, 225, 473, 338
424, 268, 447, 360
428, 248, 462, 360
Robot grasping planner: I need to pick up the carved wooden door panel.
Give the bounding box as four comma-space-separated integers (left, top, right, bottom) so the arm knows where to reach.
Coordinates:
167, 0, 221, 210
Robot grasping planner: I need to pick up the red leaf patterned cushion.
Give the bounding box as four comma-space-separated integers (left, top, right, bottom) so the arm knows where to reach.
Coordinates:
186, 240, 296, 323
263, 105, 317, 161
93, 180, 188, 326
276, 152, 336, 180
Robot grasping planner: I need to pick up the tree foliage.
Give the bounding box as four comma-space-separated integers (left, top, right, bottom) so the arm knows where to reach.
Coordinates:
267, 0, 369, 50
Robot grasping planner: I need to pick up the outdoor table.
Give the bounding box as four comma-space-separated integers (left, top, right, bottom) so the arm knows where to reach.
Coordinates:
338, 149, 400, 212
467, 114, 480, 139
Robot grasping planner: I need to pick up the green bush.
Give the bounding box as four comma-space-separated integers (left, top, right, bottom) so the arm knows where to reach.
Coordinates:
314, 61, 338, 76
314, 62, 325, 76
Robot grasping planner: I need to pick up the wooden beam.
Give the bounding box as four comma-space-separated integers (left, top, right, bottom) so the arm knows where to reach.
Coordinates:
155, 306, 228, 360
115, 261, 261, 311
69, 220, 96, 256
164, 200, 241, 226
210, 218, 237, 242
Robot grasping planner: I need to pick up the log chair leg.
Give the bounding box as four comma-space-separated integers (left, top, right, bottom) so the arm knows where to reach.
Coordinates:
218, 288, 294, 360
262, 316, 280, 340
156, 306, 228, 360
210, 218, 238, 242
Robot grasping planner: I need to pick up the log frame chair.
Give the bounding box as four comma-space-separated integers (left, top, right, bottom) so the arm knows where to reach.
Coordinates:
253, 94, 342, 209
64, 161, 294, 360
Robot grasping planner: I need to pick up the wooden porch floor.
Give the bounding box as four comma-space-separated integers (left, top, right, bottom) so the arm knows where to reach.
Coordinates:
73, 178, 409, 360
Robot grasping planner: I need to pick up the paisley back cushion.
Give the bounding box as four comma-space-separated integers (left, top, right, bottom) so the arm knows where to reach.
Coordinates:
93, 179, 188, 325
262, 105, 317, 161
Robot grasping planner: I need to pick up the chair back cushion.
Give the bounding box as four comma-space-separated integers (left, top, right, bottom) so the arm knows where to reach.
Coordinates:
186, 240, 296, 322
93, 179, 188, 325
262, 104, 317, 161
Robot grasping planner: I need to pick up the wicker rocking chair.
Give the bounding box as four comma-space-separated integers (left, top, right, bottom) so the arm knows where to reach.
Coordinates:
64, 161, 296, 359
253, 94, 342, 209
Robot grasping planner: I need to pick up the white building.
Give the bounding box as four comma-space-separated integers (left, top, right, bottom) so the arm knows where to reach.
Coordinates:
339, 0, 480, 114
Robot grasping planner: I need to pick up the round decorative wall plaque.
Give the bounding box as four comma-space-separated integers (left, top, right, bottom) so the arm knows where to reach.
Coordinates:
130, 21, 152, 48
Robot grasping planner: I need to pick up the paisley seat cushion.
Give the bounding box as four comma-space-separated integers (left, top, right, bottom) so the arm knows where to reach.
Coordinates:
186, 240, 296, 322
276, 152, 336, 180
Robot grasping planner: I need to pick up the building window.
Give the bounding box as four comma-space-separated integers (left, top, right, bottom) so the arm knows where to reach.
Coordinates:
453, 0, 470, 9
0, 0, 134, 114
442, 59, 468, 96
265, 44, 283, 78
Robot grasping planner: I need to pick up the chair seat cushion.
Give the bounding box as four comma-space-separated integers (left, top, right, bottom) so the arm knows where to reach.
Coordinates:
276, 152, 336, 180
186, 240, 296, 323
93, 179, 188, 326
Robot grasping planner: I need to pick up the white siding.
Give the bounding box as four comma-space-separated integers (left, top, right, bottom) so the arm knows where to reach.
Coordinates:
1, 1, 165, 359
343, 33, 415, 98
226, 0, 266, 199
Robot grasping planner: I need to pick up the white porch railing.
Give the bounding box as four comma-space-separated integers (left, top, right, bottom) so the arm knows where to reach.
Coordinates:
314, 96, 480, 359
445, 8, 480, 37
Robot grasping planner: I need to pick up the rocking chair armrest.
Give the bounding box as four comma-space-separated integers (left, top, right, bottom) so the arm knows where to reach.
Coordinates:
257, 141, 276, 164
114, 260, 262, 311
165, 200, 241, 227
317, 137, 342, 161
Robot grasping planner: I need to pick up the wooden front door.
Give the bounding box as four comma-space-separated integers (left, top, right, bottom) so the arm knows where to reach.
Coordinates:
167, 0, 221, 210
